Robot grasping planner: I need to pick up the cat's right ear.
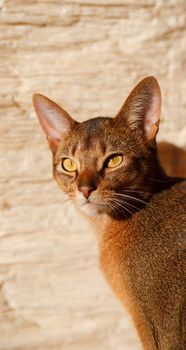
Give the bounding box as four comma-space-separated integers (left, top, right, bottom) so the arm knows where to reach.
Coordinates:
33, 94, 76, 153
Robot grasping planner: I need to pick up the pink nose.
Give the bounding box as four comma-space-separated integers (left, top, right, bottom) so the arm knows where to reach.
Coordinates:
79, 185, 96, 198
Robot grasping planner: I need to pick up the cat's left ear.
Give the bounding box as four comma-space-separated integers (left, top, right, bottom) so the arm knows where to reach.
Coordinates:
115, 76, 161, 143
33, 94, 77, 153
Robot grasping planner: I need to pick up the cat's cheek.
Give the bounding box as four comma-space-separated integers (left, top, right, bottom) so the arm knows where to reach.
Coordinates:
54, 171, 76, 191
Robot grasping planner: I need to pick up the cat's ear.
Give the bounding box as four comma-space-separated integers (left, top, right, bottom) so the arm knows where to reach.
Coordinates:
33, 94, 76, 153
115, 76, 161, 143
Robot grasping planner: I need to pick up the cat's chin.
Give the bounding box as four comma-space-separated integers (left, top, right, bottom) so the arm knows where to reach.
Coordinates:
79, 202, 101, 216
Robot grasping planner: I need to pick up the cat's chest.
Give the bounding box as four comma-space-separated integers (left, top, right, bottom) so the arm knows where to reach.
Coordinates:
98, 221, 163, 308
98, 226, 138, 308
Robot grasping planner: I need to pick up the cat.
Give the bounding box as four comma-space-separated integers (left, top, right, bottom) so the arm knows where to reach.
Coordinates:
33, 76, 186, 350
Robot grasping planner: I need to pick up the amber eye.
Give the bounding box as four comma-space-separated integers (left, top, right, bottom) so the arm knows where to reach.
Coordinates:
107, 155, 123, 168
62, 158, 77, 172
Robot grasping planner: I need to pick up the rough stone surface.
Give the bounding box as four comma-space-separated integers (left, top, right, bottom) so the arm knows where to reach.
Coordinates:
0, 0, 185, 349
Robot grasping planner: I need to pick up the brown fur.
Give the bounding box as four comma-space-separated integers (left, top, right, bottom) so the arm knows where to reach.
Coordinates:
98, 181, 186, 349
33, 77, 186, 349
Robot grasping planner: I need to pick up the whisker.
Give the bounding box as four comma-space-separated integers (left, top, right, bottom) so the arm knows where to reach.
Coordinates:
111, 198, 135, 213
111, 198, 146, 227
106, 200, 117, 217
149, 178, 177, 183
106, 187, 150, 194
51, 197, 70, 205
106, 198, 127, 219
106, 200, 119, 218
111, 197, 141, 212
112, 199, 135, 217
106, 194, 147, 223
118, 189, 151, 195
110, 200, 128, 218
107, 197, 135, 218
111, 193, 148, 205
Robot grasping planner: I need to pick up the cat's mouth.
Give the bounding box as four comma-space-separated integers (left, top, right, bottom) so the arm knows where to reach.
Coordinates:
76, 196, 106, 216
76, 190, 148, 218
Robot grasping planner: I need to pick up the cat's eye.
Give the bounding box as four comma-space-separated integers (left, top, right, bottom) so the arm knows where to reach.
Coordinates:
62, 158, 77, 172
107, 155, 123, 168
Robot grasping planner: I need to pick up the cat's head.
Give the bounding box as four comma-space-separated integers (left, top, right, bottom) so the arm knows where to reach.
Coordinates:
33, 76, 161, 218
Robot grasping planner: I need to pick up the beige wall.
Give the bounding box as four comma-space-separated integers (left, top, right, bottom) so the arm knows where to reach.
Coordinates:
0, 1, 185, 349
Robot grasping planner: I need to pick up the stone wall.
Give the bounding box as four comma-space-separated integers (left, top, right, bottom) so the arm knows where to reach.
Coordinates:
0, 1, 185, 349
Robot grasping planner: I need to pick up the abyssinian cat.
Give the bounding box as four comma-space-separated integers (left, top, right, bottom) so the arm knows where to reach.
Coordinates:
33, 77, 186, 350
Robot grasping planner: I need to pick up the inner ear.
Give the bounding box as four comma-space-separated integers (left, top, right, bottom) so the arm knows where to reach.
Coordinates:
115, 76, 161, 143
33, 94, 77, 153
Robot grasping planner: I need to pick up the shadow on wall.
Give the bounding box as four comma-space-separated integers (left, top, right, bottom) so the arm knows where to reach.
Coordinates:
158, 142, 186, 178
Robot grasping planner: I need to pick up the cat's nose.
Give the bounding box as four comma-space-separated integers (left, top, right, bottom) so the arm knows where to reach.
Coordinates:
79, 185, 96, 198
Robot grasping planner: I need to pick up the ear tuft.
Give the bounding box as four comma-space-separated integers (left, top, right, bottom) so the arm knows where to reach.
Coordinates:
115, 76, 161, 143
33, 94, 76, 153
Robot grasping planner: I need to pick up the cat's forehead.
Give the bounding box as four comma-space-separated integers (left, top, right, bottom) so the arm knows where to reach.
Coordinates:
62, 117, 117, 154
56, 116, 136, 162
80, 117, 112, 150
